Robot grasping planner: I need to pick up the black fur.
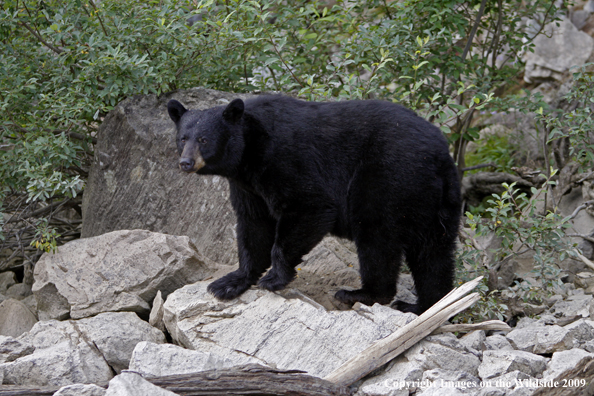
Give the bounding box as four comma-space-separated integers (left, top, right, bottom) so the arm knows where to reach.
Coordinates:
168, 95, 461, 314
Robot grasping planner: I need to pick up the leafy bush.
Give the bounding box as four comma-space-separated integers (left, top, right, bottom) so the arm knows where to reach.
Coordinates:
1, 0, 568, 286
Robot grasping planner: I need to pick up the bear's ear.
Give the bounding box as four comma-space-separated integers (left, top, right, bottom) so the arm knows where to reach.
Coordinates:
222, 99, 244, 124
167, 100, 188, 123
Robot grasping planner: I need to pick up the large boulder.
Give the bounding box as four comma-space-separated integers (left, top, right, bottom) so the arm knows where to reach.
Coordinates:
524, 18, 594, 83
162, 281, 417, 378
32, 229, 218, 320
81, 88, 256, 266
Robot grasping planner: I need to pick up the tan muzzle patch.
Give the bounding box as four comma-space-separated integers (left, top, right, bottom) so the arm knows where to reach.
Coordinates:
181, 145, 206, 171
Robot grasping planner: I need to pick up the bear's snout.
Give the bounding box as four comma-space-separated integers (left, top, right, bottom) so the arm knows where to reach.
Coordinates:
179, 158, 195, 172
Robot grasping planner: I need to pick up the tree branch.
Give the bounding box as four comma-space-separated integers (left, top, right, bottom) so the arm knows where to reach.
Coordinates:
17, 22, 63, 54
461, 0, 488, 61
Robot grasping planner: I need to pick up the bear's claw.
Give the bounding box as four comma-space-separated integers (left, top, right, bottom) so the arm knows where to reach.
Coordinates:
207, 271, 253, 300
258, 268, 294, 291
334, 289, 394, 306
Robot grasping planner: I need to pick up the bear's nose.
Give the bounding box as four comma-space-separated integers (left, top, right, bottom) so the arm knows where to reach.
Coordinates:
179, 158, 195, 172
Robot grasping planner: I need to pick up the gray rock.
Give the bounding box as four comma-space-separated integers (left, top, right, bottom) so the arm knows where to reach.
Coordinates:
507, 387, 538, 396
76, 312, 166, 373
0, 293, 5, 304
551, 293, 593, 318
5, 283, 32, 300
484, 335, 514, 351
20, 294, 38, 319
130, 341, 229, 377
53, 384, 107, 396
3, 313, 163, 385
506, 325, 573, 354
524, 18, 594, 83
0, 298, 38, 338
353, 302, 417, 330
163, 281, 416, 378
476, 389, 507, 396
482, 370, 532, 389
32, 229, 218, 320
542, 348, 594, 380
1, 320, 113, 386
405, 335, 481, 376
460, 330, 486, 353
564, 319, 594, 347
105, 371, 177, 396
584, 338, 594, 353
356, 386, 409, 396
0, 272, 16, 294
357, 356, 423, 395
478, 350, 548, 380
514, 317, 538, 329
0, 335, 34, 363
81, 88, 256, 267
419, 369, 480, 394
149, 291, 166, 333
416, 387, 480, 396
571, 9, 592, 31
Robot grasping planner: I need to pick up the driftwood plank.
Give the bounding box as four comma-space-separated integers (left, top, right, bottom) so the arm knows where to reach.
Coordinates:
432, 320, 511, 334
324, 276, 484, 386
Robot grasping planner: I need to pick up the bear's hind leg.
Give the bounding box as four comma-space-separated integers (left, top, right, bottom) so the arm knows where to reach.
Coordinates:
400, 244, 455, 314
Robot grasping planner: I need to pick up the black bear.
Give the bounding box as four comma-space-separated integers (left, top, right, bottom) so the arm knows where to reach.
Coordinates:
167, 95, 461, 314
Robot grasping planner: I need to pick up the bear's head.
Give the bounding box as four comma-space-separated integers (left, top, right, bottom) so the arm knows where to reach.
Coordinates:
167, 98, 245, 176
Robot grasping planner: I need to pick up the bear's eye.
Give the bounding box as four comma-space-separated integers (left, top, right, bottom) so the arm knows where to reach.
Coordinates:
198, 137, 207, 145
180, 137, 187, 143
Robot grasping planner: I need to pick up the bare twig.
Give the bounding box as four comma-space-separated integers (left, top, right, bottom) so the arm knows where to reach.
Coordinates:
565, 200, 594, 222
17, 21, 63, 54
267, 33, 304, 88
89, 0, 109, 36
567, 234, 594, 244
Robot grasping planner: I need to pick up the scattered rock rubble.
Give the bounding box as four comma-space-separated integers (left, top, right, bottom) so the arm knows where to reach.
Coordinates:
1, 229, 594, 396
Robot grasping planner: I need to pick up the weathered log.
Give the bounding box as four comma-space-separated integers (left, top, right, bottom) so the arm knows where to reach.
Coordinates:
147, 365, 351, 395
0, 365, 351, 396
324, 277, 483, 386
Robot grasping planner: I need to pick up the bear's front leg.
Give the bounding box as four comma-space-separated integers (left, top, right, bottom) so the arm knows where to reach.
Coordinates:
258, 210, 333, 292
207, 186, 276, 300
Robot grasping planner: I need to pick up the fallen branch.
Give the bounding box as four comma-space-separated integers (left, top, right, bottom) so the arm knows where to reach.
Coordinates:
432, 319, 510, 334
564, 200, 594, 222
324, 276, 483, 387
567, 234, 594, 244
576, 252, 594, 272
